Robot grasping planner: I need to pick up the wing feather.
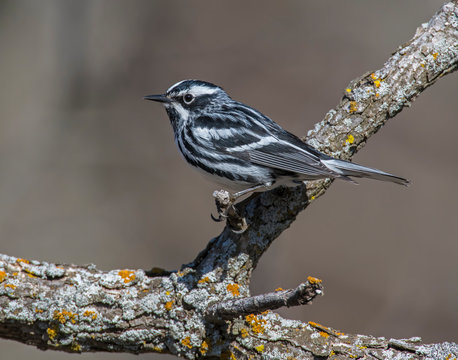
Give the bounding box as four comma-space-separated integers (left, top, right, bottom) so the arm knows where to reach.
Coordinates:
209, 105, 333, 177
248, 144, 331, 176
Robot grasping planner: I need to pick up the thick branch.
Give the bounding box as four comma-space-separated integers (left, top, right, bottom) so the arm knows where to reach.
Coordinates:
0, 2, 457, 360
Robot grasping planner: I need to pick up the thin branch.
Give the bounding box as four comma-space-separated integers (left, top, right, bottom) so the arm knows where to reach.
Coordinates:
205, 278, 323, 321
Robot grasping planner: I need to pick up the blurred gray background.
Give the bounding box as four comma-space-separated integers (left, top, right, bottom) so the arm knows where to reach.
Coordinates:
0, 1, 456, 359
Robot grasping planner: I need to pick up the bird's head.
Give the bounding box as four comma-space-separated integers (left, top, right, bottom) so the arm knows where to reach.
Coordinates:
144, 80, 231, 131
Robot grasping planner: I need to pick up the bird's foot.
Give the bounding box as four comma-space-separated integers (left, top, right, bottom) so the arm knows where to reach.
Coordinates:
211, 190, 248, 233
211, 190, 233, 222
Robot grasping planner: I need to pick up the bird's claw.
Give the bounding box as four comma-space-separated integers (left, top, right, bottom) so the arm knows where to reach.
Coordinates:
210, 212, 227, 222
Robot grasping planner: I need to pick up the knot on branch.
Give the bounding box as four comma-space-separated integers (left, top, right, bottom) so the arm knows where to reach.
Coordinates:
205, 277, 323, 321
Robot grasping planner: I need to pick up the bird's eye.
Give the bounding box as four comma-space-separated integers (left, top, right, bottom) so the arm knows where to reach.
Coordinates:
183, 94, 194, 104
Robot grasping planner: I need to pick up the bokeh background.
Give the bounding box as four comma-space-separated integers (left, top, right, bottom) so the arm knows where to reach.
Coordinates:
0, 1, 456, 359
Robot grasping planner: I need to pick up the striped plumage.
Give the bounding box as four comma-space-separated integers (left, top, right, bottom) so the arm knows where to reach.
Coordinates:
145, 80, 409, 196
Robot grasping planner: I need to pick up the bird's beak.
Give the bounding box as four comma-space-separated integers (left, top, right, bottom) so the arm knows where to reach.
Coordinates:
143, 94, 171, 103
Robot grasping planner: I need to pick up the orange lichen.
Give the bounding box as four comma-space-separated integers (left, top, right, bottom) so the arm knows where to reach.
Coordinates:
165, 291, 170, 296
153, 345, 165, 353
374, 80, 381, 88
307, 276, 322, 285
240, 328, 249, 338
275, 287, 284, 292
345, 134, 355, 145
70, 343, 81, 352
165, 301, 173, 311
308, 321, 327, 329
12, 272, 18, 276
27, 273, 37, 278
16, 258, 30, 264
310, 196, 315, 201
345, 88, 352, 93
349, 101, 358, 113
35, 308, 44, 313
0, 271, 6, 283
433, 52, 438, 60
198, 276, 210, 284
226, 283, 240, 297
200, 340, 209, 355
181, 336, 192, 349
4, 283, 16, 289
221, 351, 237, 360
53, 310, 77, 324
319, 331, 329, 338
309, 321, 344, 337
255, 344, 265, 353
375, 93, 380, 97
47, 327, 57, 340
370, 73, 377, 80
245, 314, 267, 334
118, 270, 136, 283
421, 63, 425, 68
83, 310, 97, 320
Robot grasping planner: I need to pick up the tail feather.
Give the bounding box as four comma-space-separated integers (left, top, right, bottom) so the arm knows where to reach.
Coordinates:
322, 159, 410, 186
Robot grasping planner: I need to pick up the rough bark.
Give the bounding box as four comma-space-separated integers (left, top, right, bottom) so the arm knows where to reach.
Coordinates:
1, 2, 457, 359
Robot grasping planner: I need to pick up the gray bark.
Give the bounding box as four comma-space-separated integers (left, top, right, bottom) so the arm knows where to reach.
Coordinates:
1, 2, 457, 359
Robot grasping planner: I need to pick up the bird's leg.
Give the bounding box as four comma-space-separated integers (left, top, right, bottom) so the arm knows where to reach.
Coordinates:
211, 183, 271, 233
231, 183, 271, 201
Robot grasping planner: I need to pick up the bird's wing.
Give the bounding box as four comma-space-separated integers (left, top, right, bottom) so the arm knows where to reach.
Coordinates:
199, 106, 333, 177
226, 106, 334, 176
246, 140, 332, 176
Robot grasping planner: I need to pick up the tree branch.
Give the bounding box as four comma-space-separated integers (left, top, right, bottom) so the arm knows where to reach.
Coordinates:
1, 2, 457, 359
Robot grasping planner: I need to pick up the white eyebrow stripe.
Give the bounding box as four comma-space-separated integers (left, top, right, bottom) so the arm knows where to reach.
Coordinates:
167, 81, 220, 98
171, 85, 220, 98
167, 80, 187, 93
189, 86, 219, 97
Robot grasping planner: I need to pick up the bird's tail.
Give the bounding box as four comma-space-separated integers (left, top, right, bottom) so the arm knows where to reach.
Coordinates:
321, 159, 410, 186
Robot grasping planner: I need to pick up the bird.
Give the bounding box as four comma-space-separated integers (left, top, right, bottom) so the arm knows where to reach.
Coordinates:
145, 80, 408, 218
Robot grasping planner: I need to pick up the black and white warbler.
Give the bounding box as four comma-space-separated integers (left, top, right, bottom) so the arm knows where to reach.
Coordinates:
145, 80, 408, 204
